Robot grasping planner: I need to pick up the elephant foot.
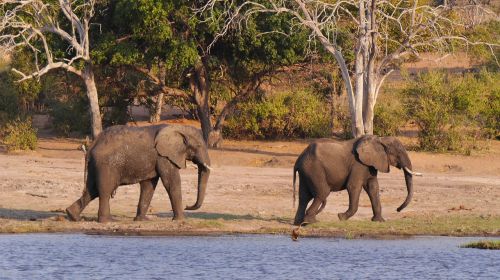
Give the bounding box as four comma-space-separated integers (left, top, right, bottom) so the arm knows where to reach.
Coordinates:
371, 216, 385, 222
65, 205, 81, 222
293, 219, 304, 226
134, 215, 151, 222
172, 215, 185, 221
98, 216, 118, 223
338, 212, 351, 221
302, 215, 318, 225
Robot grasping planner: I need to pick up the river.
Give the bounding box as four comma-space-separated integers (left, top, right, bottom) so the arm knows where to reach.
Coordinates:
0, 234, 498, 279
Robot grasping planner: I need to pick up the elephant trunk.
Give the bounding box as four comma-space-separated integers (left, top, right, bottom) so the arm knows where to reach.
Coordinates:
185, 165, 210, 210
397, 168, 414, 212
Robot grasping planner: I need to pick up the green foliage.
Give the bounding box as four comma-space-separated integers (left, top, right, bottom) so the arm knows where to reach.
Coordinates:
1, 118, 37, 151
49, 98, 90, 137
224, 90, 330, 139
374, 98, 406, 137
403, 70, 499, 153
0, 74, 19, 122
461, 240, 500, 250
43, 75, 90, 136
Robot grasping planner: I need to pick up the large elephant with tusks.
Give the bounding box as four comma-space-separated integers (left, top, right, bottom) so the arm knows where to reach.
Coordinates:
293, 135, 421, 225
66, 124, 211, 223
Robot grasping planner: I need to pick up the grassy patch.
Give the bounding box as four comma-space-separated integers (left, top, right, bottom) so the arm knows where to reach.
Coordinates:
306, 215, 500, 237
192, 219, 226, 229
461, 240, 500, 250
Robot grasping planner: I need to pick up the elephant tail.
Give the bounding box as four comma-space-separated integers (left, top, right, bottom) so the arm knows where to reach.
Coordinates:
81, 139, 96, 195
293, 167, 298, 209
80, 144, 89, 193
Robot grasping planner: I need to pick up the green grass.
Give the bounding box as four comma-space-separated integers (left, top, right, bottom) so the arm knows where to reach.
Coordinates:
306, 215, 500, 237
0, 215, 499, 237
461, 240, 500, 250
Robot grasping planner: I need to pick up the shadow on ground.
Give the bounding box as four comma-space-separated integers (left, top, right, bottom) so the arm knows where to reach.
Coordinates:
215, 147, 299, 157
0, 208, 63, 220
155, 211, 291, 224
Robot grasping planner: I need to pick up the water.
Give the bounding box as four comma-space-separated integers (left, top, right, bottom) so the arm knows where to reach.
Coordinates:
0, 234, 498, 279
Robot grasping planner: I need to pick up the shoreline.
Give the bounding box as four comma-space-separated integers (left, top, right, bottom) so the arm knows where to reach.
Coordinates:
1, 214, 498, 238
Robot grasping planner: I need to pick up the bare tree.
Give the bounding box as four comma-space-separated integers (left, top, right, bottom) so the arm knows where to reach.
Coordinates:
198, 0, 499, 137
0, 0, 102, 137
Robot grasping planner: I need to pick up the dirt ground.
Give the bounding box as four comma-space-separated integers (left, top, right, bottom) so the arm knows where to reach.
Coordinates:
0, 127, 499, 237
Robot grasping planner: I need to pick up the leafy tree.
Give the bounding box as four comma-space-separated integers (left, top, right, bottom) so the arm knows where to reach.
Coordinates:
95, 0, 195, 123
207, 12, 310, 145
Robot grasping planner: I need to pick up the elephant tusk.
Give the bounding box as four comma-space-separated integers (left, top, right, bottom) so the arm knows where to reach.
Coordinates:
80, 144, 87, 154
202, 163, 213, 171
403, 167, 422, 176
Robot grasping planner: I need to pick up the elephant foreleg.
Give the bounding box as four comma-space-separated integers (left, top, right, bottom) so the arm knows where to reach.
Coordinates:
338, 184, 362, 221
135, 177, 159, 221
364, 179, 385, 222
158, 163, 185, 221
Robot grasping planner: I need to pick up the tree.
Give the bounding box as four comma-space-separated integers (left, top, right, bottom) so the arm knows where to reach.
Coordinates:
0, 0, 102, 137
198, 0, 499, 137
94, 0, 193, 124
206, 12, 310, 146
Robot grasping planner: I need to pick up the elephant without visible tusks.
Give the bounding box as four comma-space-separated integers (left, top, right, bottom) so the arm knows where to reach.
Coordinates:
66, 124, 211, 223
293, 135, 421, 225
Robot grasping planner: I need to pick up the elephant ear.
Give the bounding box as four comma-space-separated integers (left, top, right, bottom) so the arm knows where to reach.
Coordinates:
355, 136, 390, 173
155, 126, 187, 169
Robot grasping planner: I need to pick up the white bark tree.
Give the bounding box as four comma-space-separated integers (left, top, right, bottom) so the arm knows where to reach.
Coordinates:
198, 0, 499, 137
0, 0, 102, 137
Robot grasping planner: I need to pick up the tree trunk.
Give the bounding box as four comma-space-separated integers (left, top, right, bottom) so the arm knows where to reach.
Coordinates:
82, 62, 102, 138
151, 91, 165, 123
151, 63, 167, 123
362, 0, 378, 135
189, 59, 218, 147
353, 0, 367, 137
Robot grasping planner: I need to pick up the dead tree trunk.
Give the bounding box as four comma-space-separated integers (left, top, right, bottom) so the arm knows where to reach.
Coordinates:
82, 62, 103, 138
362, 0, 378, 135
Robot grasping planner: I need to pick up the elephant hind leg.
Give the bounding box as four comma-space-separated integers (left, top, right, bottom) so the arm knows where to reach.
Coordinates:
302, 174, 330, 225
135, 177, 159, 221
293, 177, 313, 226
66, 183, 98, 222
96, 171, 119, 223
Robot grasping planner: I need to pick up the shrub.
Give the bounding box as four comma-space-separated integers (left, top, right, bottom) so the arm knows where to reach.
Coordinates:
402, 70, 499, 153
224, 90, 330, 139
332, 104, 353, 140
373, 100, 406, 136
49, 97, 90, 137
2, 118, 37, 151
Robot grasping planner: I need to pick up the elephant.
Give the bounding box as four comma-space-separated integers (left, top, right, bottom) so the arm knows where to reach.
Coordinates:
293, 135, 421, 225
66, 124, 211, 223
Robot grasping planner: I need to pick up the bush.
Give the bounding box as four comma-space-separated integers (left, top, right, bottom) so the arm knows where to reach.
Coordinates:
373, 100, 406, 136
403, 70, 499, 153
224, 90, 330, 139
49, 97, 90, 136
2, 118, 37, 151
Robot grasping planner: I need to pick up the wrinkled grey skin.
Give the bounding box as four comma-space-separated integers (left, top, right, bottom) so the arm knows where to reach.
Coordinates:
66, 124, 211, 223
293, 135, 415, 225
